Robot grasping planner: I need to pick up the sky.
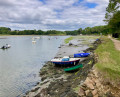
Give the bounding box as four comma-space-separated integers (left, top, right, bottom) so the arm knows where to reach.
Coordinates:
0, 0, 109, 31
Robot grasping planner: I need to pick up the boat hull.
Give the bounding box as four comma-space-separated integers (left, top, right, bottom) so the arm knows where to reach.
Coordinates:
51, 59, 80, 66
64, 64, 83, 72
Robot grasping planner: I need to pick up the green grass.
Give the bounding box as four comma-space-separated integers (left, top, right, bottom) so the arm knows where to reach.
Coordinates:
64, 36, 74, 44
95, 37, 120, 82
75, 35, 100, 39
64, 35, 100, 44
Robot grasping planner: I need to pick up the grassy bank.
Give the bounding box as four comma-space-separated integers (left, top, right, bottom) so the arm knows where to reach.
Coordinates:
64, 35, 100, 44
64, 36, 74, 44
95, 37, 120, 82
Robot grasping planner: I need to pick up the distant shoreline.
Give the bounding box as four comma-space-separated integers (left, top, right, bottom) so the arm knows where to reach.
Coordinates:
0, 34, 67, 36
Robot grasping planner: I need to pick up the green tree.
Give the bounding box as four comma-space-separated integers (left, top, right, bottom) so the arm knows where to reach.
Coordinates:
104, 0, 120, 23
78, 28, 82, 34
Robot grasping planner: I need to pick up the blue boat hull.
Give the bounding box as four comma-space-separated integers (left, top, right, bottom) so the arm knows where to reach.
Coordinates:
74, 53, 90, 58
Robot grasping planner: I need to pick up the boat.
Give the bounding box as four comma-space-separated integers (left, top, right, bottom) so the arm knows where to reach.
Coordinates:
64, 64, 83, 72
51, 56, 80, 66
74, 53, 90, 58
32, 40, 36, 43
6, 44, 11, 48
1, 46, 7, 49
1, 44, 11, 49
32, 38, 36, 43
34, 37, 40, 39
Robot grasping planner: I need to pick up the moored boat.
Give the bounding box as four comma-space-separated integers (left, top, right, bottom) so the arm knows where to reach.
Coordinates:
34, 37, 40, 39
51, 56, 80, 66
0, 44, 11, 49
74, 53, 90, 58
64, 64, 83, 72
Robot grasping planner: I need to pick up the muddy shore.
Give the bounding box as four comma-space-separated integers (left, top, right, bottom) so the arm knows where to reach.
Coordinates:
24, 36, 101, 97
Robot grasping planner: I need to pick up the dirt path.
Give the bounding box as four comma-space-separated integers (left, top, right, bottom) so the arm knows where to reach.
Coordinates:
108, 36, 120, 51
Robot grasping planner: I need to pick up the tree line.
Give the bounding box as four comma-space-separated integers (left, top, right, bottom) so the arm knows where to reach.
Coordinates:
0, 25, 109, 35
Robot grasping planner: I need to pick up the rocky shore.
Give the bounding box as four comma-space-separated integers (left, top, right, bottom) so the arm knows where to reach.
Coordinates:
25, 37, 102, 97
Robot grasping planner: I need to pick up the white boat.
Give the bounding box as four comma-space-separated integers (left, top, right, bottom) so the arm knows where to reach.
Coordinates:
51, 56, 80, 66
6, 44, 11, 48
34, 37, 40, 39
32, 40, 36, 43
1, 44, 11, 49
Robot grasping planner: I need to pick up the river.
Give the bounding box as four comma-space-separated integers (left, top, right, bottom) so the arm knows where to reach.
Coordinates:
0, 36, 68, 97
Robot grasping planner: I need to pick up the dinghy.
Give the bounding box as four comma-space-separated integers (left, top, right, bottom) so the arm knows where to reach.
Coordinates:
64, 64, 83, 72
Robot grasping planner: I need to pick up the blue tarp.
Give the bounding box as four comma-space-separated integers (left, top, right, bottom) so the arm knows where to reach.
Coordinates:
74, 53, 90, 58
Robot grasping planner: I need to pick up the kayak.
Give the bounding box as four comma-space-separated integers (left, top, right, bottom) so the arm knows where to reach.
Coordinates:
64, 64, 83, 72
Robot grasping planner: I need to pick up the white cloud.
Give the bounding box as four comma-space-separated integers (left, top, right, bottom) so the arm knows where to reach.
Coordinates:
0, 0, 109, 30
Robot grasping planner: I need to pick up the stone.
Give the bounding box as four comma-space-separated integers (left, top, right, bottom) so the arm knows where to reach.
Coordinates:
96, 82, 101, 88
92, 90, 97, 96
78, 88, 85, 96
86, 82, 94, 90
85, 90, 90, 96
106, 91, 114, 97
87, 91, 93, 97
93, 70, 98, 78
94, 94, 99, 97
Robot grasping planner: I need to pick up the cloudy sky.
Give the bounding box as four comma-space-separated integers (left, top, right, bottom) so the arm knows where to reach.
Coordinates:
0, 0, 109, 31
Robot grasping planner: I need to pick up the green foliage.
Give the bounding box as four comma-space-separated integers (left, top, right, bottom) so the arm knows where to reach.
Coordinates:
81, 25, 109, 35
64, 37, 74, 44
77, 28, 82, 34
0, 28, 66, 35
65, 30, 79, 35
108, 11, 120, 34
104, 0, 120, 37
104, 0, 120, 23
0, 27, 11, 34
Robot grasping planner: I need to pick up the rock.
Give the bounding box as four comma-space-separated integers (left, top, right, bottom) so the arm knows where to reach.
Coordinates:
78, 88, 85, 96
86, 91, 93, 97
106, 91, 114, 97
88, 84, 94, 90
92, 90, 97, 96
93, 70, 98, 78
85, 90, 90, 96
41, 76, 47, 81
96, 82, 101, 88
84, 81, 94, 90
94, 94, 99, 97
31, 87, 40, 92
69, 42, 73, 46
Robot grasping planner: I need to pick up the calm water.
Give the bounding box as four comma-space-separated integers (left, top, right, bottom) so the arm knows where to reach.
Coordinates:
0, 36, 67, 97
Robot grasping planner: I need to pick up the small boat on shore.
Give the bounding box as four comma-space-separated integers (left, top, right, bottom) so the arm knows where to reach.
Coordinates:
51, 56, 80, 66
74, 53, 90, 58
64, 64, 83, 72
